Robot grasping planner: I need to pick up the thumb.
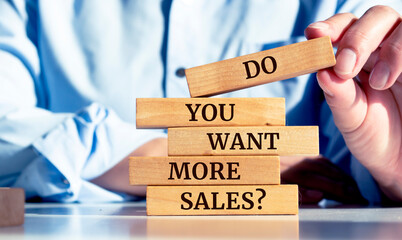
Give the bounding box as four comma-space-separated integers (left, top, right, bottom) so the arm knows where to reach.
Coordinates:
316, 69, 367, 133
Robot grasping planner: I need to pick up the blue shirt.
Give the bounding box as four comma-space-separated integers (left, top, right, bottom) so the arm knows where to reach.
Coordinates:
0, 0, 401, 203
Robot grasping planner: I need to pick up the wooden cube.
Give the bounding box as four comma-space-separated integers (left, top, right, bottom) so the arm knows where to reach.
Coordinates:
129, 156, 280, 185
185, 36, 335, 97
147, 185, 298, 215
168, 126, 319, 156
136, 98, 285, 128
0, 188, 24, 227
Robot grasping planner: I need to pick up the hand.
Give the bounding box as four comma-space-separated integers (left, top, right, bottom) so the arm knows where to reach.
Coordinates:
281, 157, 367, 204
305, 6, 402, 201
91, 138, 168, 196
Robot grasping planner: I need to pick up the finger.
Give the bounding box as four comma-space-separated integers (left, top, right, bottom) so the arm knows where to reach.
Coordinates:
305, 13, 357, 45
281, 159, 368, 204
281, 159, 359, 197
280, 156, 307, 172
286, 158, 354, 182
289, 169, 364, 204
317, 69, 367, 133
334, 6, 401, 79
323, 184, 368, 205
369, 21, 402, 90
299, 188, 324, 204
281, 158, 361, 193
363, 48, 380, 73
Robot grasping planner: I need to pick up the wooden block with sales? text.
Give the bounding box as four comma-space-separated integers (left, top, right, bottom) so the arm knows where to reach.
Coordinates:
146, 185, 298, 216
136, 98, 285, 128
129, 156, 280, 185
185, 36, 336, 97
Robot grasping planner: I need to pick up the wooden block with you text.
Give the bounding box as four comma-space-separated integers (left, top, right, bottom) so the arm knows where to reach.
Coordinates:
129, 156, 280, 185
136, 98, 285, 128
147, 185, 298, 215
185, 36, 335, 97
168, 126, 319, 156
0, 188, 24, 227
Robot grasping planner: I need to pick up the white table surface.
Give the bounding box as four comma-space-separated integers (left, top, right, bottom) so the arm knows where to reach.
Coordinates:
1, 202, 402, 239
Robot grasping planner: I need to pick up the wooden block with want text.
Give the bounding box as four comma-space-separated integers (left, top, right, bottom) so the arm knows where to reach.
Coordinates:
168, 126, 319, 156
147, 185, 298, 215
129, 156, 280, 185
185, 36, 335, 97
136, 98, 285, 128
0, 188, 24, 227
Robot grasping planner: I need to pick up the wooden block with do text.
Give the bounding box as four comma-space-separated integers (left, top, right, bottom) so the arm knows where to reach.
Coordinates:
147, 185, 298, 215
129, 156, 280, 185
0, 188, 24, 227
136, 98, 285, 128
185, 36, 336, 97
168, 126, 319, 156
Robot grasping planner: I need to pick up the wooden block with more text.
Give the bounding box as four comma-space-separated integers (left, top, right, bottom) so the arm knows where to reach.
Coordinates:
147, 185, 298, 215
168, 126, 319, 156
129, 156, 280, 185
0, 188, 24, 227
185, 36, 335, 97
136, 98, 285, 128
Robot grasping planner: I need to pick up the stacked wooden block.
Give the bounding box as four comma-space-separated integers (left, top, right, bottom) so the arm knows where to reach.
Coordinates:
0, 188, 24, 226
130, 37, 335, 216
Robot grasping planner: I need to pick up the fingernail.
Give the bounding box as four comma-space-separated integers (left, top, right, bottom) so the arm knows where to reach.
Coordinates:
334, 48, 356, 76
369, 61, 390, 90
308, 22, 329, 30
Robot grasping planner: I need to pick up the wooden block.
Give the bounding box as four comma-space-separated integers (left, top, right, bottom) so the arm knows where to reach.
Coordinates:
185, 36, 335, 97
146, 185, 298, 215
136, 98, 285, 128
0, 188, 24, 227
168, 126, 319, 156
129, 156, 280, 185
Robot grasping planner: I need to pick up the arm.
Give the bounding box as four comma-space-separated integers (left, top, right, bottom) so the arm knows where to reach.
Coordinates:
0, 1, 165, 202
91, 138, 168, 197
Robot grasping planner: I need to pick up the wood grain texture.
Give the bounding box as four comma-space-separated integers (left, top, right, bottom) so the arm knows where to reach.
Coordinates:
136, 98, 285, 128
0, 188, 24, 227
129, 156, 280, 185
147, 185, 298, 215
168, 126, 319, 156
146, 213, 299, 239
185, 36, 335, 97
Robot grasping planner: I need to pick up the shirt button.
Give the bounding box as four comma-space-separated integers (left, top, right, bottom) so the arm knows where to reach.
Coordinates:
175, 68, 186, 78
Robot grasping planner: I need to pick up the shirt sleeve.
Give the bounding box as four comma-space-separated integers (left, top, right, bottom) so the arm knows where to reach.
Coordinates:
338, 0, 402, 17
11, 103, 166, 202
0, 0, 166, 202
